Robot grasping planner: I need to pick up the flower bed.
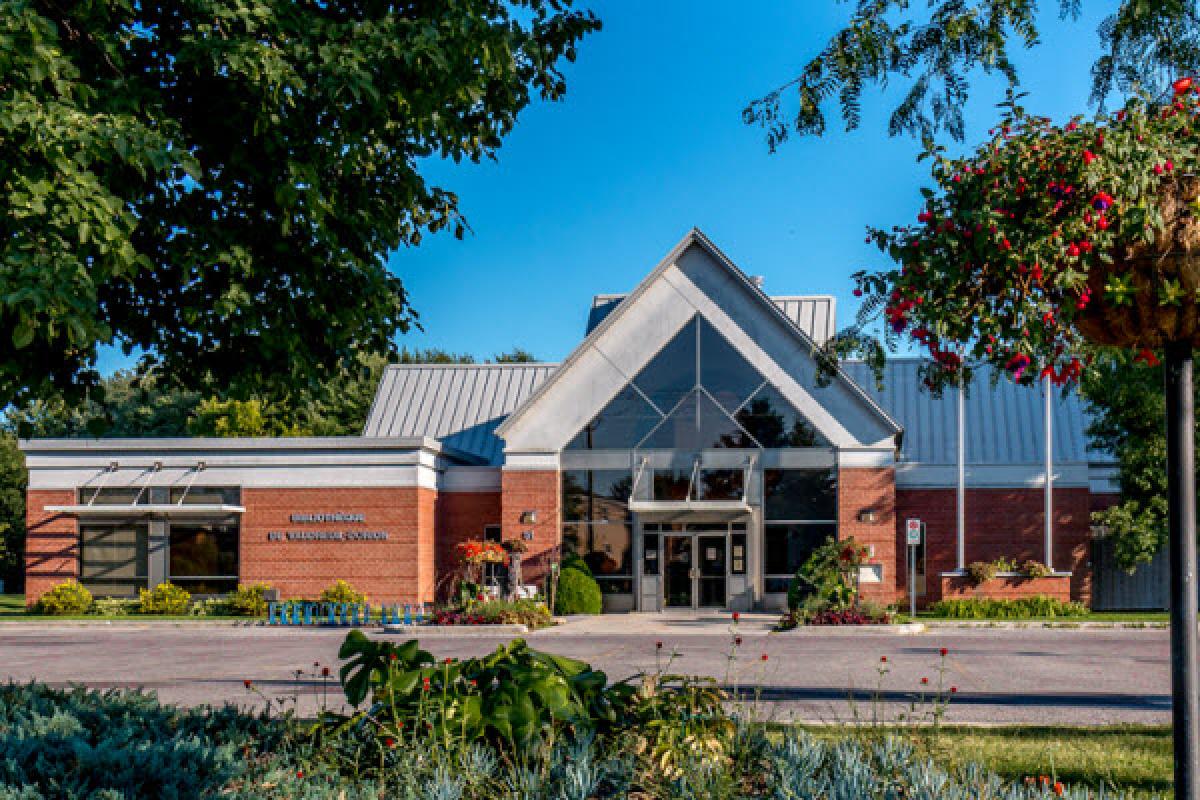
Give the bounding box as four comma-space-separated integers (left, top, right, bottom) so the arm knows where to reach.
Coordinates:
428, 598, 554, 629
2, 636, 1131, 799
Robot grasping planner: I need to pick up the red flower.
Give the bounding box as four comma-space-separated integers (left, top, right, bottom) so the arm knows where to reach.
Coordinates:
880, 656, 888, 663
656, 640, 663, 650
1135, 348, 1161, 367
1155, 163, 1165, 175
1082, 150, 1097, 165
761, 654, 769, 662
321, 666, 331, 677
384, 737, 396, 748
732, 611, 740, 622
1054, 781, 1065, 796
422, 677, 431, 691
243, 679, 252, 689
1175, 76, 1194, 94
939, 647, 948, 657
950, 686, 958, 694
296, 771, 305, 779
920, 677, 929, 685
853, 288, 863, 297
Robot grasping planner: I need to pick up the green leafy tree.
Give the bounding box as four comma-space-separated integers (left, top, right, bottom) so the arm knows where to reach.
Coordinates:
1081, 351, 1200, 569
746, 2, 1200, 145
187, 398, 306, 438
0, 436, 28, 592
2, 0, 599, 408
396, 347, 477, 364
492, 347, 538, 363
6, 371, 198, 439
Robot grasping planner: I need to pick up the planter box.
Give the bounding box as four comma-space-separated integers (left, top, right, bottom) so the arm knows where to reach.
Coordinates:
938, 572, 1073, 601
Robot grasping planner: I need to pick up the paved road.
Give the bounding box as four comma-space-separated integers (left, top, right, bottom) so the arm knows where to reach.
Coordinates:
0, 620, 1171, 724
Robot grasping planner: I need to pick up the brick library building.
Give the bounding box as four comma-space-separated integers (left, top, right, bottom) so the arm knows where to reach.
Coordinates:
22, 231, 1123, 611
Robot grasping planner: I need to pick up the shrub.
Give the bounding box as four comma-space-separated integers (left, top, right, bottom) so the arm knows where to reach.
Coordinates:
320, 579, 368, 605
964, 560, 999, 586
554, 567, 602, 615
89, 597, 137, 616
929, 595, 1088, 619
1021, 559, 1053, 579
34, 580, 93, 615
228, 583, 272, 616
787, 536, 866, 612
138, 582, 191, 615
561, 550, 593, 577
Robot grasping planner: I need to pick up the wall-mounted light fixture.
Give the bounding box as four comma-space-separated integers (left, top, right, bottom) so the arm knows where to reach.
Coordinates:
857, 508, 878, 523
519, 510, 537, 525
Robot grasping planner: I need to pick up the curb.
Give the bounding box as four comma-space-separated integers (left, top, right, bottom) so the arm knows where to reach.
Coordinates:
919, 620, 1169, 630
380, 623, 530, 636
0, 619, 268, 628
780, 623, 926, 635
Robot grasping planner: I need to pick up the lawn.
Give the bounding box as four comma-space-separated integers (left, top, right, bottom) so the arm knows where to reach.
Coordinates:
0, 593, 24, 615
900, 610, 1171, 624
807, 724, 1173, 798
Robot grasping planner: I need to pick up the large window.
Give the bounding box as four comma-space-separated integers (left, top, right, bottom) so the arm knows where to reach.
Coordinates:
561, 470, 633, 594
566, 316, 829, 451
763, 468, 838, 593
169, 522, 239, 595
80, 524, 148, 597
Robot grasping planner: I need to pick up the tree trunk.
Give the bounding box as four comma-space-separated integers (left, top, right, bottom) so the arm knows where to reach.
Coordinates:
1166, 341, 1200, 800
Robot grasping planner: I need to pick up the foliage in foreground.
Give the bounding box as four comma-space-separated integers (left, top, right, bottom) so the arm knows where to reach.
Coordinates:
0, 675, 1153, 800
930, 596, 1089, 619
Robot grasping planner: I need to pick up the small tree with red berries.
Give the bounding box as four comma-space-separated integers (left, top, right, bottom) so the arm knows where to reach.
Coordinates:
838, 79, 1200, 795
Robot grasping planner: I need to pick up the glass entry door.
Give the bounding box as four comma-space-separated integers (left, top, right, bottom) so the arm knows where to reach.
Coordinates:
696, 535, 727, 607
664, 536, 693, 607
662, 534, 728, 608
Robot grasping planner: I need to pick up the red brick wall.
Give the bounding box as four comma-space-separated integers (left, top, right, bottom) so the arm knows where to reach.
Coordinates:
24, 490, 78, 605
435, 492, 502, 598
839, 468, 898, 604
939, 574, 1072, 602
895, 487, 1093, 605
501, 470, 560, 586
240, 487, 435, 604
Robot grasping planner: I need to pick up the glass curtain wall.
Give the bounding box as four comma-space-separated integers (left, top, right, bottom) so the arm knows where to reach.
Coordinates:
561, 470, 634, 593
762, 468, 838, 593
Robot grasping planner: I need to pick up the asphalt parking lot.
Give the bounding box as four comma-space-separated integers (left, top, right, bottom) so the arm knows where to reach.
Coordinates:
0, 618, 1171, 725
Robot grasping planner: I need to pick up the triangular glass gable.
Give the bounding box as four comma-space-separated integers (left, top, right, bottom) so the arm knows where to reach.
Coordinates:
565, 384, 661, 450
563, 314, 831, 450
631, 318, 696, 412
638, 390, 757, 450
735, 384, 830, 447
699, 317, 763, 414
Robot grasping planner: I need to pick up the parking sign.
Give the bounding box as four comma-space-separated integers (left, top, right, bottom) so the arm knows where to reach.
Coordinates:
905, 518, 922, 546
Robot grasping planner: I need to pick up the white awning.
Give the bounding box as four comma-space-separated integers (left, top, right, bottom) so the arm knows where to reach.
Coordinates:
45, 504, 245, 517
628, 500, 752, 523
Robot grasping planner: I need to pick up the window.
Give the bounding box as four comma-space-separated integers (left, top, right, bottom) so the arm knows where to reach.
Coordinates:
763, 468, 838, 593
764, 469, 837, 520
642, 531, 660, 575
561, 470, 633, 595
730, 532, 747, 575
79, 487, 148, 506
170, 487, 241, 506
565, 316, 828, 451
169, 522, 238, 595
80, 524, 148, 597
562, 470, 632, 521
483, 524, 503, 585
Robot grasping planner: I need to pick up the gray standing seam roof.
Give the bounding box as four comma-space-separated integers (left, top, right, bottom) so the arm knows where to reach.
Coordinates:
841, 359, 1106, 465
363, 364, 557, 465
364, 359, 1106, 468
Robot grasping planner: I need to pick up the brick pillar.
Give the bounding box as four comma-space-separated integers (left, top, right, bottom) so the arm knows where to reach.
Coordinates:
25, 490, 78, 605
501, 470, 561, 587
838, 467, 898, 605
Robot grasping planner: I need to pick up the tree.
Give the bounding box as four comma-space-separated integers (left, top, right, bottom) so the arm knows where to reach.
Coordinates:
0, 437, 27, 592
493, 347, 538, 363
396, 347, 477, 364
187, 398, 305, 438
745, 1, 1200, 146
6, 371, 198, 439
2, 1, 599, 408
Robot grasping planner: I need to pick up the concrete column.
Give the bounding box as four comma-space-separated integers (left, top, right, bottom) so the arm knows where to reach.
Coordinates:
956, 377, 966, 571
1044, 376, 1054, 570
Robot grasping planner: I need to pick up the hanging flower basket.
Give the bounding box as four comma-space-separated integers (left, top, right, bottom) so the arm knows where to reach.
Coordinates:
1076, 177, 1200, 348
849, 84, 1200, 391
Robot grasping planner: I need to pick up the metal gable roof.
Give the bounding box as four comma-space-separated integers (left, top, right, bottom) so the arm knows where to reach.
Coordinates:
361, 359, 1107, 467
362, 364, 557, 465
840, 359, 1109, 465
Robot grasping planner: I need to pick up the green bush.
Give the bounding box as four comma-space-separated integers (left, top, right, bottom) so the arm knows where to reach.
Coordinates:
787, 536, 866, 612
554, 567, 602, 615
320, 579, 368, 605
34, 580, 93, 615
561, 550, 593, 577
89, 597, 138, 616
138, 581, 191, 615
929, 595, 1088, 619
228, 582, 272, 616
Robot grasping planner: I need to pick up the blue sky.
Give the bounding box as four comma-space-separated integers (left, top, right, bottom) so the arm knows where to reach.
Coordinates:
100, 2, 1119, 372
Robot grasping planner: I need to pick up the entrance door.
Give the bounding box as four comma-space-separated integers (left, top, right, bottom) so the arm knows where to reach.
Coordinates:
663, 536, 693, 607
696, 534, 727, 607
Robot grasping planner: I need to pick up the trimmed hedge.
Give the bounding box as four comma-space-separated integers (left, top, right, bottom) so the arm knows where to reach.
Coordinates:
555, 567, 602, 615
138, 582, 191, 615
929, 595, 1088, 619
